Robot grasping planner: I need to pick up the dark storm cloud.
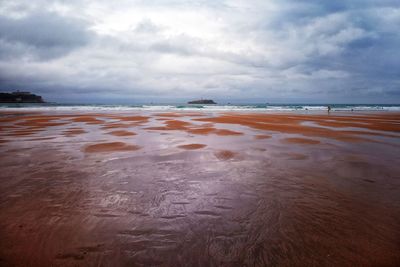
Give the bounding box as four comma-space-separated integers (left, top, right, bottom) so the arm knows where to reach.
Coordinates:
0, 11, 92, 60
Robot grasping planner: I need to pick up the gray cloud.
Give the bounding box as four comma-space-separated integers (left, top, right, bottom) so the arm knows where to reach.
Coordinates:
0, 0, 399, 103
0, 11, 92, 59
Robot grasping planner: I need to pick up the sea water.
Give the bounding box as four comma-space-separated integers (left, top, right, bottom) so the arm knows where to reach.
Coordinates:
0, 103, 399, 112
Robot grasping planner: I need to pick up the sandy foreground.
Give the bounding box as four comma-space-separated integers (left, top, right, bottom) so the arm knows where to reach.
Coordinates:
0, 111, 399, 266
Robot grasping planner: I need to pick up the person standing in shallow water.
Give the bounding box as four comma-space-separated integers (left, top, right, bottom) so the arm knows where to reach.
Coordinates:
327, 105, 331, 113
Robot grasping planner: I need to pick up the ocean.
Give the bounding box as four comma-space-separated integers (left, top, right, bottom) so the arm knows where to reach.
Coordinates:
0, 103, 399, 112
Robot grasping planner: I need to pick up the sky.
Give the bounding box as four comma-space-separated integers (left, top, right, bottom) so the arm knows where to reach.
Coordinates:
0, 0, 399, 104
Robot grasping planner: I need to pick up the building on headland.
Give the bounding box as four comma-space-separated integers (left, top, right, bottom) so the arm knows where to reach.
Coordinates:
0, 91, 44, 103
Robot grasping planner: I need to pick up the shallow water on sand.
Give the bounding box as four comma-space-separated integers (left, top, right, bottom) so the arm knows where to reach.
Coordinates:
0, 111, 399, 266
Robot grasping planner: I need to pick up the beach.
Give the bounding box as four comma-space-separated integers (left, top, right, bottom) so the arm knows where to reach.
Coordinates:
0, 110, 399, 266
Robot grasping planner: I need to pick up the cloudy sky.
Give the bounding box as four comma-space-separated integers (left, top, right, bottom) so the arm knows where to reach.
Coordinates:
0, 0, 399, 103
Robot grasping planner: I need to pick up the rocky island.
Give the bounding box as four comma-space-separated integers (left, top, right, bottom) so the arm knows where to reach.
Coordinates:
0, 91, 44, 103
187, 99, 216, 104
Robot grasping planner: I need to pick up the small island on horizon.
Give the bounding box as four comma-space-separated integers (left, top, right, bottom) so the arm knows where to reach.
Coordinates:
187, 99, 216, 104
0, 91, 44, 103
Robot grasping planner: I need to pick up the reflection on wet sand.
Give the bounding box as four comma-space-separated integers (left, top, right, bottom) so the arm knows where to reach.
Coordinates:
0, 111, 399, 266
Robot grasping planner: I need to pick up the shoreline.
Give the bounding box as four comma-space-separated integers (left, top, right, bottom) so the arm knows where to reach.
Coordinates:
1, 103, 400, 113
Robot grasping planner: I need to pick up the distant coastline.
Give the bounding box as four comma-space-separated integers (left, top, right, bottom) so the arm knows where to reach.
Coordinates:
0, 91, 44, 103
188, 99, 217, 104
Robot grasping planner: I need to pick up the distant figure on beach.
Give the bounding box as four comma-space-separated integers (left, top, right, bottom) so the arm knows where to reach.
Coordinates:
327, 105, 331, 113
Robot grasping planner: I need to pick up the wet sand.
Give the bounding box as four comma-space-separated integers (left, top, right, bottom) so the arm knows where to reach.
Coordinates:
282, 137, 321, 145
0, 111, 400, 266
178, 144, 207, 150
